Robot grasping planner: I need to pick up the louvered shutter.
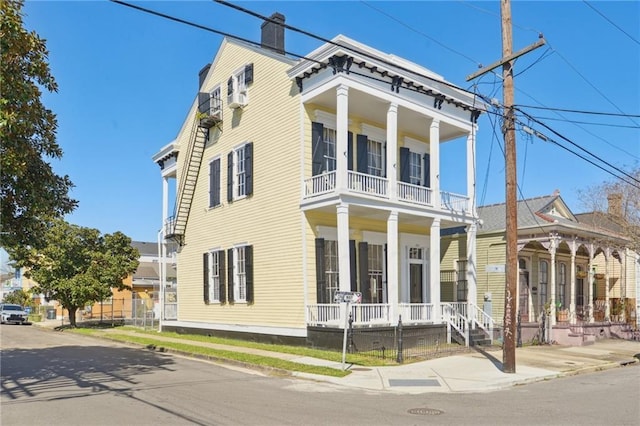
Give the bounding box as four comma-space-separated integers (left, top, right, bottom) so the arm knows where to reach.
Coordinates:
210, 159, 220, 207
399, 147, 410, 183
244, 63, 254, 85
347, 131, 354, 171
227, 77, 234, 96
245, 245, 254, 304
245, 143, 253, 196
227, 151, 234, 202
423, 153, 431, 188
358, 242, 369, 303
350, 240, 357, 292
356, 134, 368, 173
198, 92, 210, 115
219, 250, 226, 304
203, 253, 210, 304
227, 248, 234, 303
311, 122, 324, 176
315, 238, 326, 303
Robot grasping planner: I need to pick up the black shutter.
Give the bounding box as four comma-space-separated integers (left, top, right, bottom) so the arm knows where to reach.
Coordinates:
311, 122, 324, 176
244, 63, 254, 85
383, 142, 387, 178
356, 134, 368, 173
245, 143, 253, 196
399, 147, 410, 183
227, 248, 234, 303
210, 159, 220, 207
347, 131, 354, 171
227, 151, 234, 202
349, 239, 357, 292
315, 238, 326, 304
203, 253, 210, 304
358, 242, 369, 303
383, 244, 388, 303
219, 250, 226, 304
227, 77, 234, 96
245, 245, 254, 304
423, 153, 431, 188
198, 92, 210, 115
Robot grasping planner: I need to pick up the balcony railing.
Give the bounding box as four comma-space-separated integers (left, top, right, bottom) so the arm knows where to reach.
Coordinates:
304, 172, 336, 198
347, 171, 388, 198
397, 182, 432, 206
440, 192, 469, 212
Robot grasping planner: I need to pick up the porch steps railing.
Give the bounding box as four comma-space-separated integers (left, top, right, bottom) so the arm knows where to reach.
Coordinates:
441, 303, 469, 346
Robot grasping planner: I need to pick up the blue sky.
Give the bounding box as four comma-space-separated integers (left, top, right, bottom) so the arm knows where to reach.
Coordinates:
22, 0, 639, 243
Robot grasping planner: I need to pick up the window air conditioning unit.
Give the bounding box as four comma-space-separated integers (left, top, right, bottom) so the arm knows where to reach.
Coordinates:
228, 91, 247, 109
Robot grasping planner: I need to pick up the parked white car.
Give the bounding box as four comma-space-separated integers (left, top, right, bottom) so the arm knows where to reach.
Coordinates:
0, 304, 30, 325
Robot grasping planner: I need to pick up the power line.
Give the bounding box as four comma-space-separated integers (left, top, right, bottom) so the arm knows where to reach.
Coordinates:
514, 104, 640, 118
455, 0, 542, 35
582, 0, 640, 46
520, 116, 640, 129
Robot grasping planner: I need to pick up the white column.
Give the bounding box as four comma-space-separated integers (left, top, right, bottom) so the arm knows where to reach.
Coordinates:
549, 236, 558, 326
588, 244, 595, 323
466, 223, 478, 323
466, 130, 477, 214
569, 239, 577, 324
429, 120, 440, 209
430, 218, 441, 309
387, 210, 399, 323
622, 249, 628, 322
604, 248, 611, 321
386, 103, 398, 200
337, 203, 351, 292
336, 85, 349, 191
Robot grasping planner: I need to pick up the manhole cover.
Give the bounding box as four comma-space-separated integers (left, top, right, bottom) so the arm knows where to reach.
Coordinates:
408, 408, 444, 416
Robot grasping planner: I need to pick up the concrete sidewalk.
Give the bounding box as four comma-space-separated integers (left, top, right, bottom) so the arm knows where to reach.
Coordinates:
32, 319, 640, 394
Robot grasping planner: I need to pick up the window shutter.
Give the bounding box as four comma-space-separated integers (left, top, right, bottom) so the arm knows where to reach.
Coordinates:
227, 151, 234, 202
315, 238, 326, 304
347, 131, 354, 171
227, 77, 234, 96
399, 147, 410, 183
203, 253, 210, 304
219, 250, 226, 304
311, 122, 324, 176
244, 63, 254, 85
349, 239, 357, 292
198, 92, 210, 115
423, 153, 431, 188
245, 245, 254, 304
227, 248, 234, 303
210, 159, 220, 207
356, 134, 368, 173
383, 142, 387, 178
358, 242, 369, 303
245, 143, 253, 196
383, 243, 388, 303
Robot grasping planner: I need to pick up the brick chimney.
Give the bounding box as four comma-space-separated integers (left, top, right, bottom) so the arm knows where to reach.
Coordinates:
607, 193, 623, 218
261, 12, 285, 54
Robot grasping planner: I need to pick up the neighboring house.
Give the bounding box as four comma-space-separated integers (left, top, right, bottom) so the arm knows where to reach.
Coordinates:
442, 191, 637, 345
153, 14, 486, 346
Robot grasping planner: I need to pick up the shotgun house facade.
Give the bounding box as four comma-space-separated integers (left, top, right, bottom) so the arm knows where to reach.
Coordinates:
441, 192, 638, 345
153, 15, 488, 345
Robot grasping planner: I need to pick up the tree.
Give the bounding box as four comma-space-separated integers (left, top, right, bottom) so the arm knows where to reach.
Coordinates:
577, 167, 640, 252
17, 220, 139, 326
0, 0, 76, 252
2, 288, 34, 308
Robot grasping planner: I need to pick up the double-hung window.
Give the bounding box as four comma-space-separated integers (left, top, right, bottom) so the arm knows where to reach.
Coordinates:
228, 245, 253, 303
323, 127, 337, 172
409, 152, 422, 185
211, 86, 222, 113
368, 244, 384, 303
203, 250, 225, 304
457, 260, 468, 302
227, 143, 253, 202
227, 64, 253, 107
558, 263, 566, 308
367, 138, 383, 177
539, 260, 549, 309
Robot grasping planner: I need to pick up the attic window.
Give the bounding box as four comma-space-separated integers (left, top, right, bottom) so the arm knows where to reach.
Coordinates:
227, 63, 254, 109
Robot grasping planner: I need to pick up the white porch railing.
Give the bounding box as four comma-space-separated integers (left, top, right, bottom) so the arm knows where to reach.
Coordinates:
304, 172, 336, 197
307, 303, 342, 326
470, 302, 495, 338
350, 303, 390, 325
440, 191, 469, 212
397, 182, 432, 206
441, 303, 469, 346
398, 303, 436, 323
348, 171, 388, 197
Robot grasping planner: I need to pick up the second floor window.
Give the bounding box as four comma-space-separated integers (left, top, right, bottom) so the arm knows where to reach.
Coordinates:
409, 152, 422, 185
367, 139, 383, 177
227, 143, 253, 202
323, 127, 337, 172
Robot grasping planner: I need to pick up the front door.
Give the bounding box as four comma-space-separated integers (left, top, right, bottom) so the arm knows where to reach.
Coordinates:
410, 263, 423, 303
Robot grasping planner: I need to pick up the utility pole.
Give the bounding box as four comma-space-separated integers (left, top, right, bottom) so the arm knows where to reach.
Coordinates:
466, 0, 545, 373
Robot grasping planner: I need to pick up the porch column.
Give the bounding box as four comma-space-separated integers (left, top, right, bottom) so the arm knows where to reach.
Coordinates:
387, 210, 399, 323
622, 249, 628, 322
430, 218, 441, 312
549, 236, 557, 326
466, 222, 478, 324
335, 84, 349, 191
605, 247, 611, 321
569, 239, 577, 324
337, 203, 351, 292
466, 130, 476, 214
162, 176, 169, 223
429, 120, 440, 209
587, 243, 595, 323
386, 103, 398, 200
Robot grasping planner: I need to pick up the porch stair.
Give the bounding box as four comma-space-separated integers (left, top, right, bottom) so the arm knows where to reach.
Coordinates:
469, 328, 492, 346
167, 116, 208, 245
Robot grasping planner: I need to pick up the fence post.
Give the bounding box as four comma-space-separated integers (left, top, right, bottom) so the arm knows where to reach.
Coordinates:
347, 312, 354, 353
517, 309, 522, 348
396, 315, 404, 364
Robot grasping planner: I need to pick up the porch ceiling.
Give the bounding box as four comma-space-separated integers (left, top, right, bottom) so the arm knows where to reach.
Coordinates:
307, 87, 466, 142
